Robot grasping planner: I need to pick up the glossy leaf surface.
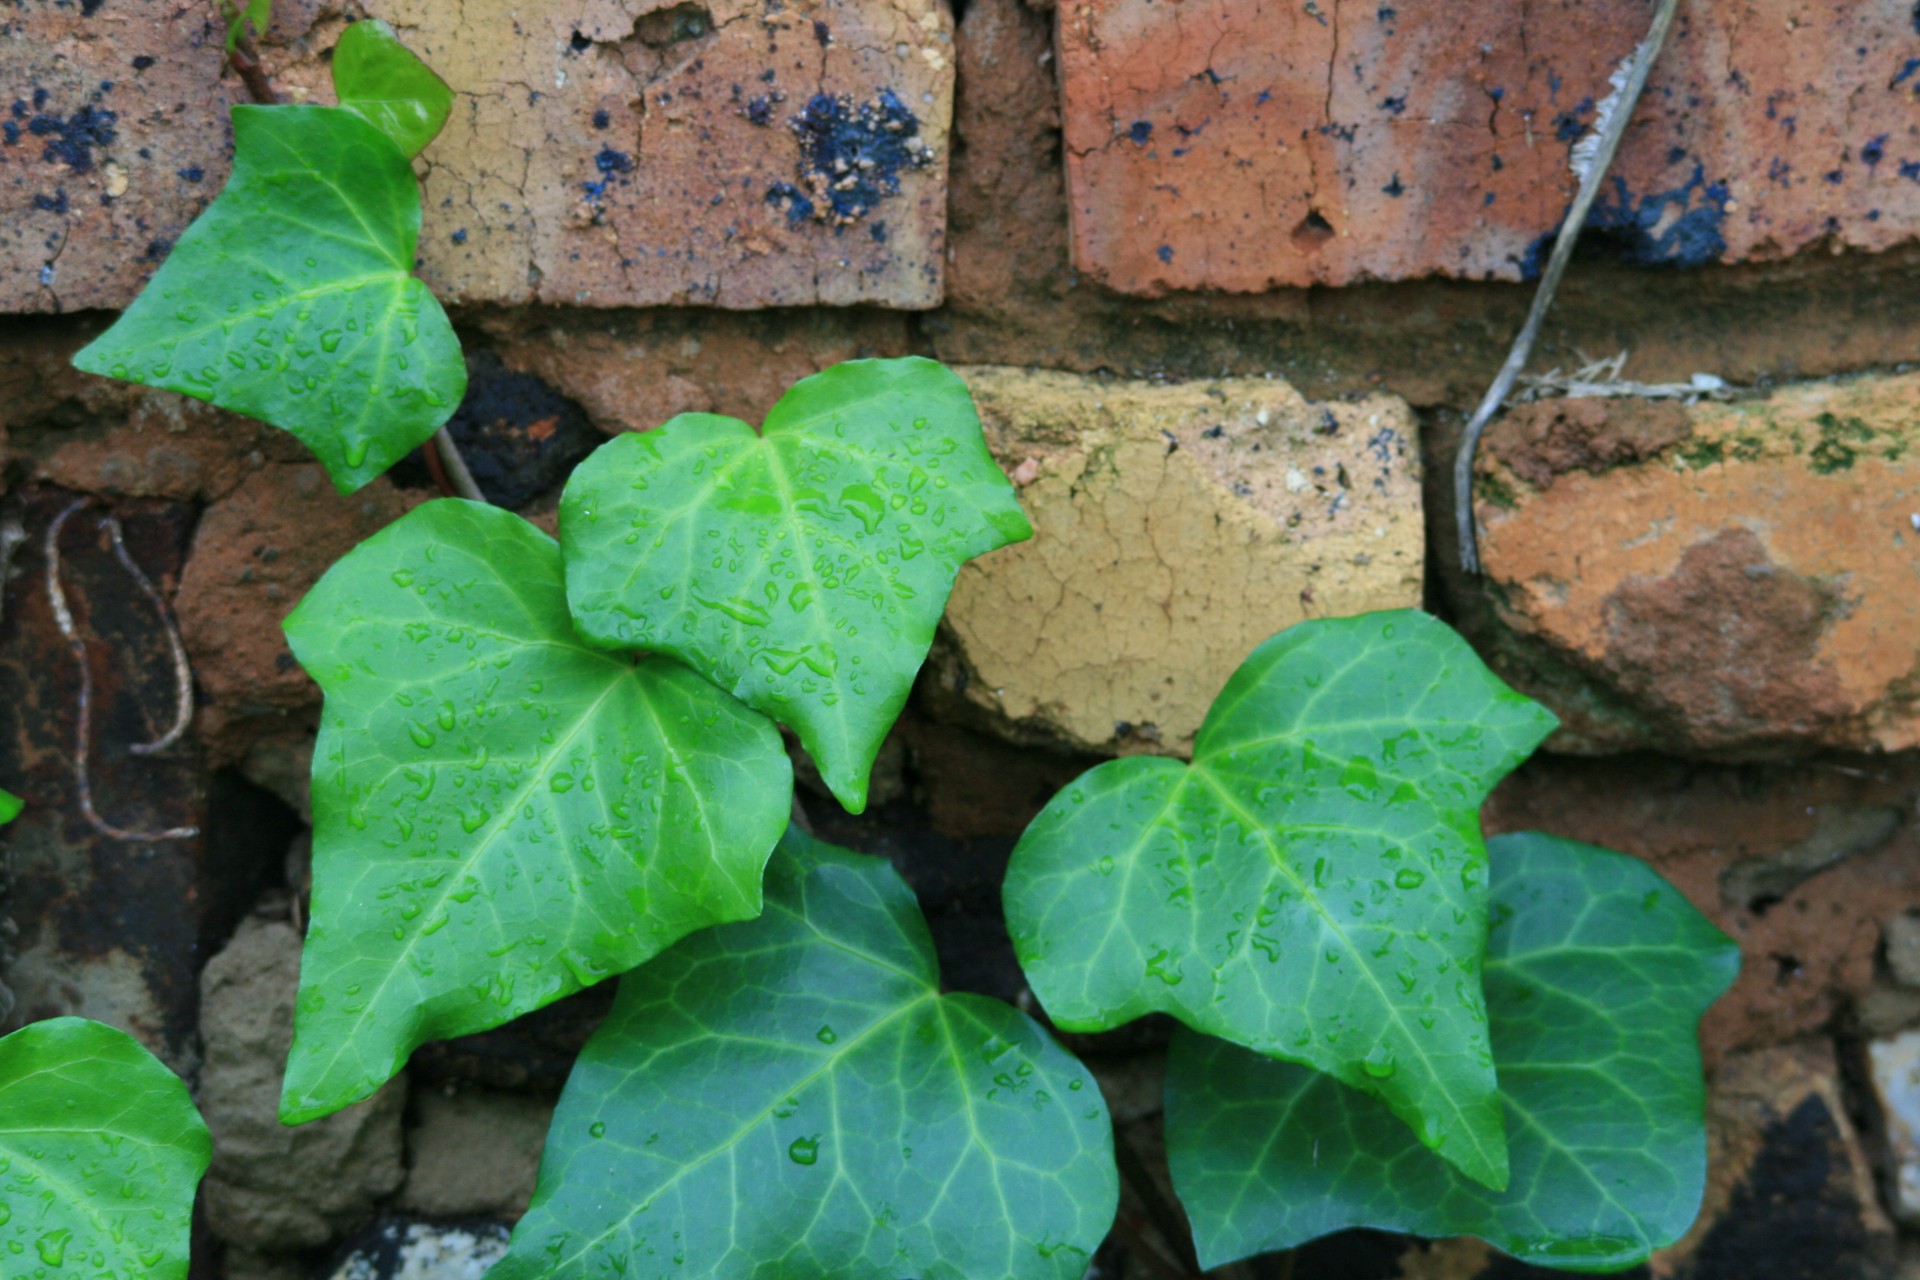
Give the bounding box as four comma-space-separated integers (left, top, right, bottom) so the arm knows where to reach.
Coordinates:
0, 1017, 211, 1279
333, 18, 453, 159
0, 787, 20, 824
561, 357, 1032, 814
494, 828, 1117, 1280
1003, 611, 1558, 1190
280, 500, 792, 1123
1167, 832, 1739, 1272
72, 105, 464, 494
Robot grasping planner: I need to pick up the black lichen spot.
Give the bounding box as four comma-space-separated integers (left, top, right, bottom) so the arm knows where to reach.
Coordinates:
591, 109, 610, 130
32, 188, 69, 215
764, 181, 814, 225
2, 122, 17, 146
1553, 97, 1595, 144
450, 228, 468, 245
177, 165, 204, 182
1864, 134, 1888, 168
131, 55, 156, 70
813, 20, 832, 45
1156, 244, 1173, 263
1382, 172, 1405, 197
1129, 119, 1153, 144
745, 95, 775, 126
595, 148, 634, 174
869, 221, 888, 243
1380, 95, 1406, 115
1584, 165, 1730, 268
768, 89, 934, 228
80, 0, 105, 14
26, 100, 118, 173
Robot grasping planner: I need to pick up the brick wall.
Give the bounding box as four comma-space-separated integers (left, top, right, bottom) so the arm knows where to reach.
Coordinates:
6, 1, 1920, 1277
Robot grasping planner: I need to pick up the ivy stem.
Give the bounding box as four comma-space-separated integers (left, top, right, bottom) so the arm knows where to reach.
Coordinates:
1451, 0, 1682, 573
433, 429, 486, 503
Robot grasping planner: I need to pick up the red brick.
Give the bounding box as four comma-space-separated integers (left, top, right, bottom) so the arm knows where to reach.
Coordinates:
1060, 0, 1920, 292
3, 0, 953, 312
0, 4, 236, 313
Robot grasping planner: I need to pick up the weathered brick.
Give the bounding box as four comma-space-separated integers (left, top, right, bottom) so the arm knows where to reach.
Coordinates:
0, 1, 235, 312
1474, 373, 1920, 757
1060, 0, 1920, 292
934, 368, 1422, 757
4, 0, 953, 311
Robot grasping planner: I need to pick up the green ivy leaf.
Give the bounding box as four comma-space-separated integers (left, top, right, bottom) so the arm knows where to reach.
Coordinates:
1003, 611, 1557, 1190
493, 828, 1118, 1280
72, 105, 465, 494
332, 18, 454, 159
0, 788, 21, 824
560, 357, 1033, 814
1167, 832, 1740, 1272
279, 500, 792, 1123
0, 1017, 211, 1279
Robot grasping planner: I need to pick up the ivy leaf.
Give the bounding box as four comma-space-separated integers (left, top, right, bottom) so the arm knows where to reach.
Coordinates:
492, 828, 1118, 1280
1166, 832, 1740, 1272
560, 357, 1033, 814
279, 500, 792, 1124
332, 18, 454, 159
1002, 611, 1557, 1190
0, 1017, 211, 1279
0, 788, 20, 824
71, 105, 465, 494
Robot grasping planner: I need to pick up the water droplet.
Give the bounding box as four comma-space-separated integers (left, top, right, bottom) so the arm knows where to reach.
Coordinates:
589, 1122, 607, 1138
816, 1026, 837, 1044
787, 1136, 820, 1166
1362, 1045, 1397, 1079
1394, 868, 1425, 890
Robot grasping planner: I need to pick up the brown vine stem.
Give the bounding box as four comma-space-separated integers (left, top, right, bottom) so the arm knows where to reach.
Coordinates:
46, 500, 198, 843
1452, 0, 1684, 574
434, 429, 487, 503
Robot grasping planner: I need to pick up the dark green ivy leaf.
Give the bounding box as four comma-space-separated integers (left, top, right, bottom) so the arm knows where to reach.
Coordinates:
493, 828, 1118, 1280
0, 1018, 211, 1279
332, 18, 453, 159
560, 357, 1032, 814
72, 105, 464, 494
1167, 832, 1739, 1273
279, 500, 792, 1123
1003, 611, 1558, 1190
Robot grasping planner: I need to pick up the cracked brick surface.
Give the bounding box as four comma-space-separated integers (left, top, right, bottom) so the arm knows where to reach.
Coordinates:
0, 0, 237, 313
4, 0, 952, 311
936, 367, 1423, 758
1059, 0, 1920, 292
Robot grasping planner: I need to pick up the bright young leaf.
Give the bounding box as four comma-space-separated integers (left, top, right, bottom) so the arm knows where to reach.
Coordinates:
332, 18, 454, 159
0, 787, 20, 824
279, 499, 792, 1123
1166, 832, 1740, 1272
1002, 611, 1558, 1190
560, 357, 1033, 814
71, 105, 464, 494
493, 828, 1118, 1280
0, 1017, 211, 1279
